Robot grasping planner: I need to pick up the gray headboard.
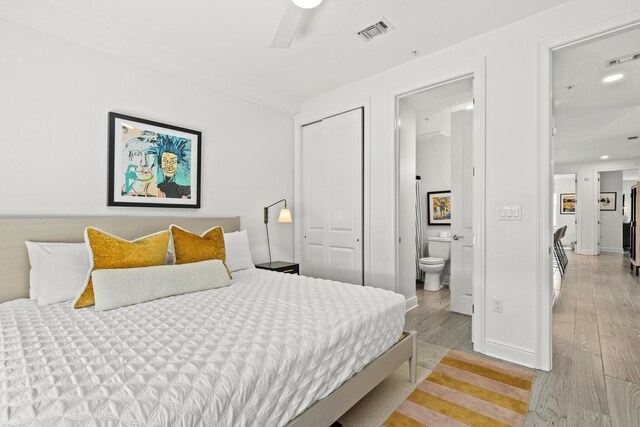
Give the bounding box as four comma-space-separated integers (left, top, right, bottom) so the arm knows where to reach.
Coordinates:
0, 216, 241, 303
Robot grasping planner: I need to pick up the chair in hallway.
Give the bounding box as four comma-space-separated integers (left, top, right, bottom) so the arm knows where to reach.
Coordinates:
553, 226, 569, 276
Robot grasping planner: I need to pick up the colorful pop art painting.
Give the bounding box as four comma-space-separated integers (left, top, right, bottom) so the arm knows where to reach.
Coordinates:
108, 112, 201, 208
427, 191, 452, 225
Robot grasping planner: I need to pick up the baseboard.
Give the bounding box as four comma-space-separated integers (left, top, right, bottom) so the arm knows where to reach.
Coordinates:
484, 339, 536, 368
405, 296, 418, 312
577, 250, 595, 255
600, 247, 624, 254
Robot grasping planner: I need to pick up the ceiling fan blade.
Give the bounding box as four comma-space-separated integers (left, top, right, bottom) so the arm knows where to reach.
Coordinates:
271, 2, 304, 49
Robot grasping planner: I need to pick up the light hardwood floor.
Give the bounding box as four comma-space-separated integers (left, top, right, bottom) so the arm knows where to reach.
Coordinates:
405, 282, 473, 353
405, 252, 640, 426
526, 252, 640, 426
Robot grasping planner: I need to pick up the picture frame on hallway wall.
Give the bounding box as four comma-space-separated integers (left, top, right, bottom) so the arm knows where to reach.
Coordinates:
560, 193, 576, 214
599, 192, 617, 211
107, 112, 202, 208
427, 190, 451, 225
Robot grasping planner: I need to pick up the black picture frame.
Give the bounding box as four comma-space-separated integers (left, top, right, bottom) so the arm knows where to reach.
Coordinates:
427, 190, 452, 225
108, 112, 202, 208
599, 192, 617, 211
560, 193, 576, 215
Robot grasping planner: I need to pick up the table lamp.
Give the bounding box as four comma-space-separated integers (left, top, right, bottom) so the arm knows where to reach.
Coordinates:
264, 199, 292, 265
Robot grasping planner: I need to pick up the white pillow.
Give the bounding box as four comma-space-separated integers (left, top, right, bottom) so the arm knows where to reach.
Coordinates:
25, 242, 91, 305
92, 259, 231, 311
224, 230, 254, 272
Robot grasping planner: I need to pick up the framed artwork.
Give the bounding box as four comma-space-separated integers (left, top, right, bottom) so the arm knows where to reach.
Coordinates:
427, 191, 451, 225
108, 112, 202, 208
599, 192, 617, 211
560, 193, 576, 214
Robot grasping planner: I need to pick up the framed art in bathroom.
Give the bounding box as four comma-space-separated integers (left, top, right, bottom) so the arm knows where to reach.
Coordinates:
107, 112, 202, 208
560, 193, 576, 214
427, 190, 451, 225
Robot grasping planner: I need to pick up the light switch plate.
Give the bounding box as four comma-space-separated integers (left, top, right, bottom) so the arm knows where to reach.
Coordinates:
499, 205, 522, 221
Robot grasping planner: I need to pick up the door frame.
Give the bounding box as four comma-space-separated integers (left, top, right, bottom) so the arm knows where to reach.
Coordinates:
293, 100, 370, 284
390, 58, 487, 352
537, 15, 640, 371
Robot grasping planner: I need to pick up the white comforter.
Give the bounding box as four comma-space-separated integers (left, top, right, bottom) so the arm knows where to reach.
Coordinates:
1, 269, 405, 426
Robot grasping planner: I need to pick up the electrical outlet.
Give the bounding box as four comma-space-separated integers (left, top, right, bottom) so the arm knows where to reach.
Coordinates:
493, 298, 504, 313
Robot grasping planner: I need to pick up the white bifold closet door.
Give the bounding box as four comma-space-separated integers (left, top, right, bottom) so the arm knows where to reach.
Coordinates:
301, 109, 363, 285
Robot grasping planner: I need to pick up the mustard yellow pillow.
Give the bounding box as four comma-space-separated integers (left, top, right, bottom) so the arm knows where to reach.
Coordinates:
170, 225, 231, 278
73, 228, 170, 309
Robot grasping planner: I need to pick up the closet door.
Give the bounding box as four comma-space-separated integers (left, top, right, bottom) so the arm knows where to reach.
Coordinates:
302, 109, 363, 285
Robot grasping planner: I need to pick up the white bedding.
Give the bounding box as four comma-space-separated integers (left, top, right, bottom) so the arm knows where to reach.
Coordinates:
1, 269, 405, 426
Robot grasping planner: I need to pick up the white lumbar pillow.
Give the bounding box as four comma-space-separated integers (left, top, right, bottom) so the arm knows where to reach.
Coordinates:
224, 230, 255, 272
91, 259, 231, 311
24, 242, 91, 305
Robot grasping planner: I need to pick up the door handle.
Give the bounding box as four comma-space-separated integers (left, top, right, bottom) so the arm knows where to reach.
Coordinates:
452, 234, 463, 240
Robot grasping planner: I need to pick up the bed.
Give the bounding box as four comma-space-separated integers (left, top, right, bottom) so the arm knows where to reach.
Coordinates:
0, 217, 416, 426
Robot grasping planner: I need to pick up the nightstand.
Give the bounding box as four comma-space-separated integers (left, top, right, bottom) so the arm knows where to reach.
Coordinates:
255, 261, 299, 275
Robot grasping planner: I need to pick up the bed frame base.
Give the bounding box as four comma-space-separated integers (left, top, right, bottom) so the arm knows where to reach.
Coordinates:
287, 330, 417, 427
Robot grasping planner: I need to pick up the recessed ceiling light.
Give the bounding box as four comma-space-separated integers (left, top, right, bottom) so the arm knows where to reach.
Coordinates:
465, 104, 474, 110
292, 0, 322, 9
600, 155, 610, 159
603, 73, 624, 83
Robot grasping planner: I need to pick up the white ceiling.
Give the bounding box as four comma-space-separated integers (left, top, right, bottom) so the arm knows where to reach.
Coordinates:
553, 25, 640, 164
0, 0, 567, 114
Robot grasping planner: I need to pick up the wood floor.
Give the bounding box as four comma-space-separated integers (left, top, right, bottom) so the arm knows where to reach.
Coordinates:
405, 282, 473, 353
404, 252, 640, 426
526, 252, 640, 426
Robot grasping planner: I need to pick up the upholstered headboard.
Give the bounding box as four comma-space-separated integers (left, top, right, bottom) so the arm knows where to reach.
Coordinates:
0, 216, 241, 303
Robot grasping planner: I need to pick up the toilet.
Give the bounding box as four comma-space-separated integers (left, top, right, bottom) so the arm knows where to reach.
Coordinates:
419, 236, 451, 291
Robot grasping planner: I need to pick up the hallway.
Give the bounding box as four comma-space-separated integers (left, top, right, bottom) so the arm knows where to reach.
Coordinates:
527, 252, 640, 426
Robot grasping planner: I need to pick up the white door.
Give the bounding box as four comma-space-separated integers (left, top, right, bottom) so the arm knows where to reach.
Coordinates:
596, 173, 601, 255
450, 109, 474, 315
302, 109, 363, 284
398, 101, 417, 299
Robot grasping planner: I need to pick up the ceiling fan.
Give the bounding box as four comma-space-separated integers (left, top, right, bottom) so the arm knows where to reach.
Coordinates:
271, 0, 323, 49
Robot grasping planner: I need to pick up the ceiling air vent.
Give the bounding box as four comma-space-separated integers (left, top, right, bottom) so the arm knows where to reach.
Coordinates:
356, 18, 395, 42
628, 136, 639, 142
606, 51, 640, 67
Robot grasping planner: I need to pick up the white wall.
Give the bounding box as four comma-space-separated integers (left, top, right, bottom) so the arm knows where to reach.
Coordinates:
299, 0, 640, 366
599, 171, 624, 253
555, 159, 640, 255
0, 19, 294, 263
554, 175, 576, 246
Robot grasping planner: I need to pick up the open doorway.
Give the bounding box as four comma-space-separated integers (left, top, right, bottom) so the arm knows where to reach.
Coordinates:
551, 22, 640, 275
396, 76, 478, 353
544, 23, 640, 374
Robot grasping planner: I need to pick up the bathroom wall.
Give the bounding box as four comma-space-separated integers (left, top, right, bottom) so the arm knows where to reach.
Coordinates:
416, 104, 469, 251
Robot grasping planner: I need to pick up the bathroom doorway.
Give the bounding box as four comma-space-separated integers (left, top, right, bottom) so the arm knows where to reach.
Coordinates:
394, 70, 484, 353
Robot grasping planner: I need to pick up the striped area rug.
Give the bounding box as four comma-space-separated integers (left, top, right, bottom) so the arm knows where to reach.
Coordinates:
384, 350, 534, 427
